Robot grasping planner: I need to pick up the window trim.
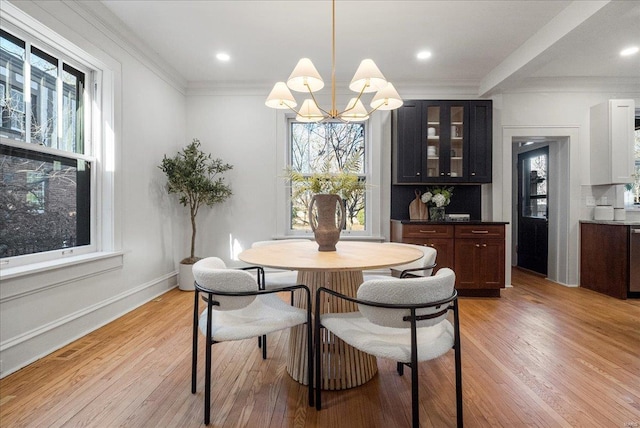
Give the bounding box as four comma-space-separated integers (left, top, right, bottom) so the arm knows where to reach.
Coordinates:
0, 3, 118, 274
275, 111, 383, 239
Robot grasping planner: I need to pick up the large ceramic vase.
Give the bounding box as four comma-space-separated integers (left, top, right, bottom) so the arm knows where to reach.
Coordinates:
309, 193, 346, 252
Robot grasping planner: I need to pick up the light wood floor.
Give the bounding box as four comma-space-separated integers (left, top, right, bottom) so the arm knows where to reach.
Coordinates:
1, 269, 639, 427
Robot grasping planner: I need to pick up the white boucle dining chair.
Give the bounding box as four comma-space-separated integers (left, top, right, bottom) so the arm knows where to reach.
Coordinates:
191, 257, 313, 425
314, 268, 461, 428
250, 239, 311, 351
363, 243, 437, 281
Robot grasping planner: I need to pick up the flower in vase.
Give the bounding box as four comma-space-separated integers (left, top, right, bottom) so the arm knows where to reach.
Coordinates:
421, 186, 453, 208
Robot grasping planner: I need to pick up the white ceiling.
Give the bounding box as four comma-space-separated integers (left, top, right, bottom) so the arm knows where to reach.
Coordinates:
100, 0, 640, 95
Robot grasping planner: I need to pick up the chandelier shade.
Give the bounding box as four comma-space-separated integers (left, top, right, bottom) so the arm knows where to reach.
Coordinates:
287, 58, 325, 93
341, 98, 370, 122
265, 0, 402, 122
370, 82, 403, 111
348, 59, 388, 93
265, 82, 297, 109
296, 99, 325, 122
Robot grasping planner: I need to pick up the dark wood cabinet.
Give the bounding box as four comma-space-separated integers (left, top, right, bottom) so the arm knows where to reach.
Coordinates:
395, 101, 424, 182
467, 101, 492, 182
392, 99, 492, 184
580, 222, 629, 299
454, 225, 505, 294
390, 222, 455, 273
391, 220, 505, 296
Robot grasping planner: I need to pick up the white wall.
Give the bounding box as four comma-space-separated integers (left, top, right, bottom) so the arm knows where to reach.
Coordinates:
494, 87, 640, 286
186, 93, 280, 264
0, 1, 187, 377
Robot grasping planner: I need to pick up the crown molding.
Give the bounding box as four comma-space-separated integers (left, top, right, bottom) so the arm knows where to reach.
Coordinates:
63, 0, 187, 94
186, 78, 483, 98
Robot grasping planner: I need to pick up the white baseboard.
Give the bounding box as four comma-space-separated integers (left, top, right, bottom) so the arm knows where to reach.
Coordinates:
0, 272, 177, 378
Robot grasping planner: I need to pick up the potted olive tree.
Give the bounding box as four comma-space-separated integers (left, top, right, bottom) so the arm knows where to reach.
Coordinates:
159, 138, 233, 290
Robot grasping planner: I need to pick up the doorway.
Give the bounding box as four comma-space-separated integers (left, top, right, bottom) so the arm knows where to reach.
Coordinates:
504, 127, 578, 287
517, 146, 548, 275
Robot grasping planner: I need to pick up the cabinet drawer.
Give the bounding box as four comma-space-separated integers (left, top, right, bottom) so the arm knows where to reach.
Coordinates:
401, 224, 454, 238
455, 225, 504, 239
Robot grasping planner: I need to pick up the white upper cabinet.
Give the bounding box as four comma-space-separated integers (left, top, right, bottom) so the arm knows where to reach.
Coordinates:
590, 99, 635, 185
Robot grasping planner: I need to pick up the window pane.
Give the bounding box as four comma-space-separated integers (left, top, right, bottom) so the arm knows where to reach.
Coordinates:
30, 46, 58, 147
0, 144, 91, 258
289, 121, 366, 231
1, 30, 26, 140
523, 154, 547, 218
625, 126, 640, 206
62, 64, 84, 153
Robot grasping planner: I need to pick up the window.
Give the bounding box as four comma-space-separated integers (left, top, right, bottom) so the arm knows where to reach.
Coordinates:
1, 26, 94, 265
519, 148, 548, 218
288, 120, 368, 234
624, 113, 640, 207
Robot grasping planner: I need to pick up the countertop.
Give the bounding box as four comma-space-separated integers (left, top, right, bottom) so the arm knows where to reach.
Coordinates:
392, 219, 509, 225
580, 220, 640, 226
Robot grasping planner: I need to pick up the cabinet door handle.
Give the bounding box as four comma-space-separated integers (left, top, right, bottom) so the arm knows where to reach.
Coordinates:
471, 230, 489, 234
440, 172, 445, 176
416, 172, 421, 176
482, 243, 487, 247
446, 172, 451, 176
419, 230, 437, 233
475, 244, 480, 247
471, 172, 476, 176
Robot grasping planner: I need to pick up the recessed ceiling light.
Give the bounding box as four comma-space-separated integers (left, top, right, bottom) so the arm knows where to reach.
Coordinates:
216, 52, 231, 62
620, 46, 639, 57
416, 50, 432, 60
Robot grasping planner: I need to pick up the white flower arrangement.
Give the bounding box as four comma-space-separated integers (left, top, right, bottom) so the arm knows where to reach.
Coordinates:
420, 186, 453, 208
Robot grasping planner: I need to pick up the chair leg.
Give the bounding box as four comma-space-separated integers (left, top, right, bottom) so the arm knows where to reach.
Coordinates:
454, 300, 463, 428
410, 314, 420, 428
455, 343, 463, 428
258, 336, 262, 348
204, 301, 213, 425
314, 321, 322, 409
262, 335, 267, 360
396, 362, 404, 376
192, 290, 199, 394
307, 317, 314, 407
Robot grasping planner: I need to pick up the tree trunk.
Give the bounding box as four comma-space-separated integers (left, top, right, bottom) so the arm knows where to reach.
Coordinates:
190, 206, 197, 261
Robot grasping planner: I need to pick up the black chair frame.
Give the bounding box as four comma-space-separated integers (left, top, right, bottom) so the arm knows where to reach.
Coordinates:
192, 279, 314, 425
399, 262, 437, 278
314, 286, 462, 428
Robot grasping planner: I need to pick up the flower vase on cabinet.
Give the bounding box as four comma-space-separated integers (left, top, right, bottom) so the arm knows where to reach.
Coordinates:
429, 206, 445, 222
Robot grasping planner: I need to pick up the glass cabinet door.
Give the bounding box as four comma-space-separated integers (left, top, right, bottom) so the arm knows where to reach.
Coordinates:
425, 105, 440, 178
449, 105, 465, 178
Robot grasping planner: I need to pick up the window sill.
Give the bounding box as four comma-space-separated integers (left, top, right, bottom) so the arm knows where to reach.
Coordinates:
0, 252, 124, 302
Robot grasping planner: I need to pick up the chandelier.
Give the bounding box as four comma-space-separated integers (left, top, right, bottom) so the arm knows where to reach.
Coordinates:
265, 0, 403, 122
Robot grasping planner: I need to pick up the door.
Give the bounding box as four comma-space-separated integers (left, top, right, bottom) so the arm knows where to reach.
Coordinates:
517, 147, 548, 275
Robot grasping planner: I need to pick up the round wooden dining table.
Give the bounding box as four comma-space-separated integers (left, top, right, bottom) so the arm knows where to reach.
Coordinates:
238, 240, 423, 390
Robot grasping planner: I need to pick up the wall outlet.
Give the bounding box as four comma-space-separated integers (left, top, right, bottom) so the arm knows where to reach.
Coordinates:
586, 196, 596, 206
